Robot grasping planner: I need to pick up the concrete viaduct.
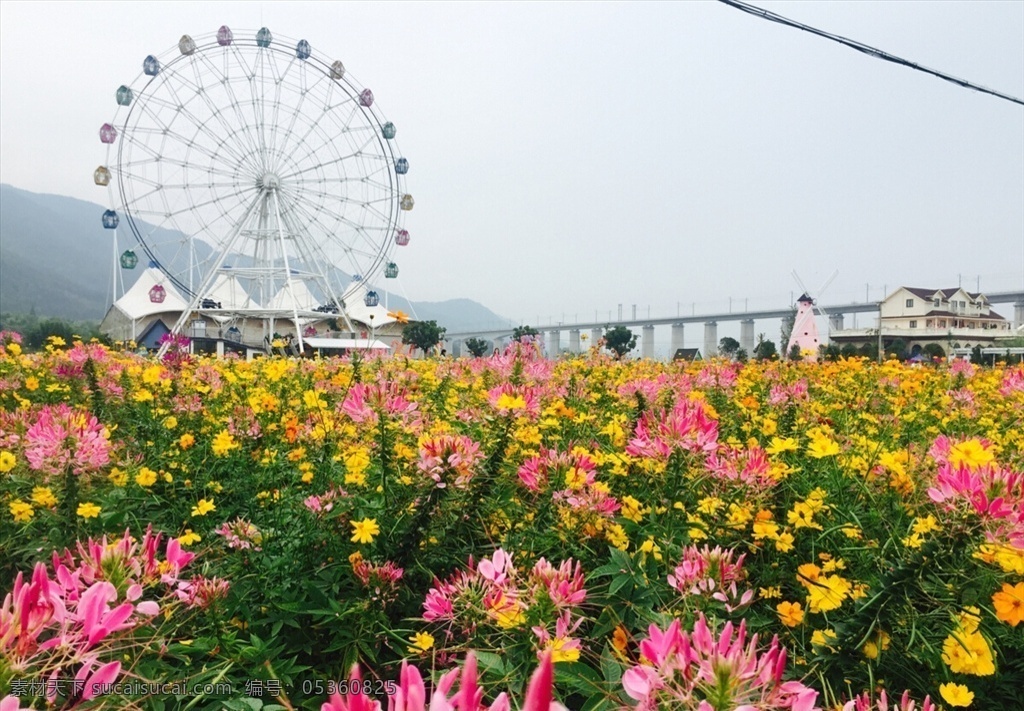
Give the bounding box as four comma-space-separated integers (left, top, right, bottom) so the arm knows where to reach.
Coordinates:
443, 291, 1024, 359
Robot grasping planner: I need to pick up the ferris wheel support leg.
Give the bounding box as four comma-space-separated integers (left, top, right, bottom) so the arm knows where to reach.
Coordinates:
278, 204, 356, 334
270, 189, 305, 354
156, 193, 264, 359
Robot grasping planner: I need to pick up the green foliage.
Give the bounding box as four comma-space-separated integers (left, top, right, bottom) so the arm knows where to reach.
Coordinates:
602, 325, 636, 359
718, 336, 740, 357
886, 337, 908, 361
512, 325, 539, 342
753, 334, 778, 361
401, 320, 446, 355
788, 343, 802, 361
464, 337, 490, 357
0, 312, 106, 350
820, 344, 841, 361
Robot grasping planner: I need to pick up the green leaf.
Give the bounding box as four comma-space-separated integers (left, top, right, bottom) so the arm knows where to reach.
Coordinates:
609, 575, 634, 596
601, 644, 623, 685
474, 650, 506, 676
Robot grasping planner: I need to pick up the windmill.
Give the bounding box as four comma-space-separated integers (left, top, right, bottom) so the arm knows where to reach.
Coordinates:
787, 271, 838, 361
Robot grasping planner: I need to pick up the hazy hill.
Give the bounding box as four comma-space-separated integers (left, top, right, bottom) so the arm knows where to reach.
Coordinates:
0, 184, 515, 332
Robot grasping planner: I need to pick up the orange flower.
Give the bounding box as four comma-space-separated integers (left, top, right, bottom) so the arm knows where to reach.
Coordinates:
387, 310, 410, 324
992, 582, 1024, 627
776, 601, 804, 627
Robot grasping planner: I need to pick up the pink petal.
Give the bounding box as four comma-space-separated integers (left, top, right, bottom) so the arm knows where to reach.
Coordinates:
1, 696, 29, 711
136, 600, 160, 616
82, 661, 121, 700
521, 651, 553, 711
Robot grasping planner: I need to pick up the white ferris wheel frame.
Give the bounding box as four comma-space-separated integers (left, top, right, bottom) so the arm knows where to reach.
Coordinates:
99, 27, 411, 353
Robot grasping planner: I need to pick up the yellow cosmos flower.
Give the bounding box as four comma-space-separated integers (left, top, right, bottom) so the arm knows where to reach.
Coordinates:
77, 502, 101, 519
806, 436, 841, 459
178, 530, 202, 546
179, 433, 196, 450
752, 519, 780, 541
31, 487, 57, 508
0, 451, 17, 473
939, 683, 974, 707
765, 437, 799, 455
948, 439, 995, 470
109, 467, 128, 487
638, 537, 662, 561
408, 631, 434, 654
191, 498, 216, 517
605, 523, 629, 550
774, 531, 795, 553
350, 518, 380, 544
135, 467, 158, 487
805, 574, 851, 613
776, 601, 804, 627
9, 499, 34, 522
495, 393, 527, 411
24, 376, 39, 391
211, 430, 239, 456
942, 628, 995, 676
862, 630, 890, 659
303, 389, 327, 410
810, 628, 838, 652
546, 636, 580, 664
992, 582, 1024, 627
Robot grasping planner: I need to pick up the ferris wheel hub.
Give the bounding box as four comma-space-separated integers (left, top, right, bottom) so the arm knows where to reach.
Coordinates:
257, 172, 282, 191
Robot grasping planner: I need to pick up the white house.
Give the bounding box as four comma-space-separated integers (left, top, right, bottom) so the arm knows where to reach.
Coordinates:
831, 286, 1011, 356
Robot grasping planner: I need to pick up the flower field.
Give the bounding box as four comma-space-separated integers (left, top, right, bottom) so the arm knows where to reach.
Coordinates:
1, 331, 1023, 710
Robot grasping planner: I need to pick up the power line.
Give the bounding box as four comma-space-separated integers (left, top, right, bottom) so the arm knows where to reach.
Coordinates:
717, 0, 1024, 106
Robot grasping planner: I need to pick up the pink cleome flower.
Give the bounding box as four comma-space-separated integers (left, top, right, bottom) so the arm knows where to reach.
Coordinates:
622, 614, 819, 711
417, 434, 483, 489
23, 404, 111, 477
626, 398, 719, 460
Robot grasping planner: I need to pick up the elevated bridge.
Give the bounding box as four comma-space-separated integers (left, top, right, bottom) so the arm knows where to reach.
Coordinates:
444, 290, 1024, 358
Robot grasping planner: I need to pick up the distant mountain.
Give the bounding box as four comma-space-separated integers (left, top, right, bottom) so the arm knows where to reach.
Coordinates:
0, 184, 515, 332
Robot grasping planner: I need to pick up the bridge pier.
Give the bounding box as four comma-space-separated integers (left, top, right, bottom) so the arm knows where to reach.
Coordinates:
642, 325, 655, 359
451, 339, 462, 357
1015, 301, 1024, 331
569, 329, 581, 354
740, 319, 755, 355
671, 323, 685, 356
547, 329, 560, 356
829, 313, 844, 333
704, 321, 718, 359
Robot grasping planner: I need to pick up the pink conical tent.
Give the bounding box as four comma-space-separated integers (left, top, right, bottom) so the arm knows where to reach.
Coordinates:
786, 294, 820, 361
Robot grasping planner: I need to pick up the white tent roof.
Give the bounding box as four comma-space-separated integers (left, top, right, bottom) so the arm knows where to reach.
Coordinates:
205, 273, 260, 310
114, 267, 190, 320
268, 280, 319, 311
341, 282, 399, 328
305, 337, 391, 351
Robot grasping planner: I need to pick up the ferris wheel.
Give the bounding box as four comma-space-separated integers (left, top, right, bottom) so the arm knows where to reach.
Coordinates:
96, 26, 412, 350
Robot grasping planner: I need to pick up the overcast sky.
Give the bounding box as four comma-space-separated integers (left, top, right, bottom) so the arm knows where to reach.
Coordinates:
1, 1, 1022, 331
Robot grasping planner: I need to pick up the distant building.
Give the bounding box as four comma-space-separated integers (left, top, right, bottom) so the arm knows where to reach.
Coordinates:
673, 348, 702, 361
787, 293, 822, 361
831, 286, 1011, 356
99, 267, 409, 354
